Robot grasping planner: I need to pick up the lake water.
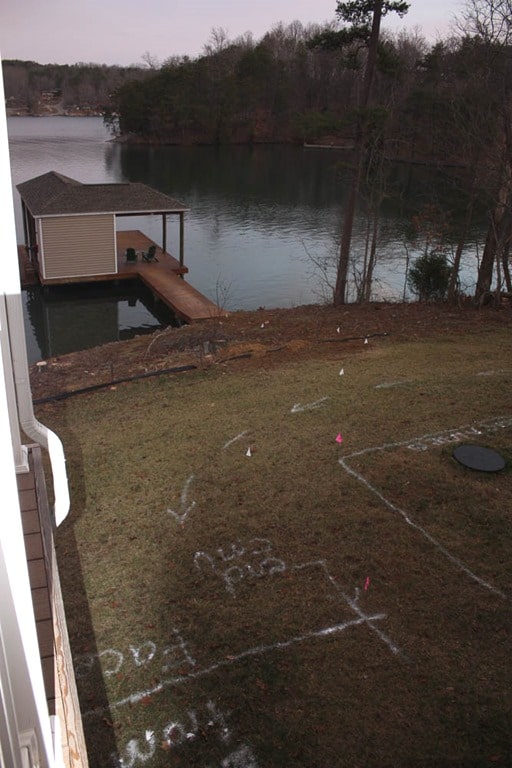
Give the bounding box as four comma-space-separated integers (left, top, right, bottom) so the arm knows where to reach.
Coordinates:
7, 117, 483, 362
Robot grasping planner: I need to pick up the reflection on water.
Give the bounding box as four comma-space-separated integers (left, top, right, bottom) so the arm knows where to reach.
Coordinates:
8, 117, 486, 362
24, 282, 181, 362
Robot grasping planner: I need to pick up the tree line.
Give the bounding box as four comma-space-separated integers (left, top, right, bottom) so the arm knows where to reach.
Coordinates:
2, 59, 150, 115
106, 20, 427, 150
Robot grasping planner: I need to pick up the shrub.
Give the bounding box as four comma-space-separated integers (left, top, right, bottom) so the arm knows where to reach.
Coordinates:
407, 250, 452, 301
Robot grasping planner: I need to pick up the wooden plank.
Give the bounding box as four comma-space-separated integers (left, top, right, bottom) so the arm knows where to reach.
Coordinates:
140, 270, 224, 322
116, 230, 188, 275
118, 230, 224, 321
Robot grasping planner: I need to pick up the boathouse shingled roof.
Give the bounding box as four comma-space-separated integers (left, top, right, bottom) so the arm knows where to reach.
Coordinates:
17, 171, 188, 216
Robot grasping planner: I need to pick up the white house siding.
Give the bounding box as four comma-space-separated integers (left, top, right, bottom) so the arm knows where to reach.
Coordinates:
40, 215, 116, 280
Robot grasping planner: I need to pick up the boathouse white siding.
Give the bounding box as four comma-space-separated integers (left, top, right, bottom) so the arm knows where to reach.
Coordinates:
39, 214, 116, 280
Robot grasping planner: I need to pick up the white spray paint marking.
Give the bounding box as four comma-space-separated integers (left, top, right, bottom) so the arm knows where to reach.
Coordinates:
99, 649, 124, 677
343, 415, 512, 460
129, 641, 156, 668
85, 600, 392, 718
223, 431, 250, 450
194, 539, 286, 595
292, 560, 401, 656
290, 396, 329, 414
116, 731, 156, 767
339, 457, 507, 601
375, 380, 412, 389
76, 629, 195, 682
161, 628, 197, 672
166, 473, 196, 523
476, 369, 511, 377
291, 397, 329, 414
112, 701, 235, 767
219, 744, 259, 768
97, 614, 387, 714
218, 541, 247, 561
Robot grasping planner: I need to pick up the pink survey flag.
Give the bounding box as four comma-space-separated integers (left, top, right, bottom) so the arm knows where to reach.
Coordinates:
335, 433, 343, 444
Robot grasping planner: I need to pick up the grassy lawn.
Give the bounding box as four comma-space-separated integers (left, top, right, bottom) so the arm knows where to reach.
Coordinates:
40, 328, 512, 768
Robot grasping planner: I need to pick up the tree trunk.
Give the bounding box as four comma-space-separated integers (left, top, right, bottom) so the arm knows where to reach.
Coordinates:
333, 0, 383, 306
502, 241, 512, 292
475, 216, 498, 299
363, 212, 379, 302
334, 153, 365, 304
475, 187, 512, 300
448, 190, 476, 302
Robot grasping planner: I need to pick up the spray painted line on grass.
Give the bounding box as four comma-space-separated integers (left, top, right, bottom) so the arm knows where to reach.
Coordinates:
84, 614, 386, 717
222, 431, 250, 450
165, 431, 253, 525
166, 474, 196, 523
83, 558, 400, 718
342, 415, 512, 461
290, 397, 329, 414
291, 560, 400, 656
339, 416, 512, 600
339, 457, 507, 600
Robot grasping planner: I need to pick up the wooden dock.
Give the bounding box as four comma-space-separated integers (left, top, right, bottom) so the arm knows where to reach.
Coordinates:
18, 230, 225, 323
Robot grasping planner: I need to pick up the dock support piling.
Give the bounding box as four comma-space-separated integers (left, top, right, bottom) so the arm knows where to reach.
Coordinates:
179, 213, 184, 273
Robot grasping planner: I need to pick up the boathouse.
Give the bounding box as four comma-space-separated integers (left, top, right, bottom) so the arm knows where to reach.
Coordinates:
16, 171, 224, 323
17, 171, 188, 284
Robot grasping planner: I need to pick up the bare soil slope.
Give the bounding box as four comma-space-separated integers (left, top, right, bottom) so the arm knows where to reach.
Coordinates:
30, 302, 512, 400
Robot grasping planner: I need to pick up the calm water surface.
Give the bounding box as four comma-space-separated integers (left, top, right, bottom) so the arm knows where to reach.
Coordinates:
8, 117, 482, 362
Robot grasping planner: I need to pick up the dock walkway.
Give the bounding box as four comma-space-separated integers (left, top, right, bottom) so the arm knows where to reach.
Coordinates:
117, 231, 224, 322
18, 230, 224, 323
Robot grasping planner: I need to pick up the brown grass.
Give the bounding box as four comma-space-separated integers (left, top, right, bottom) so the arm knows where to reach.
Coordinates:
36, 312, 512, 768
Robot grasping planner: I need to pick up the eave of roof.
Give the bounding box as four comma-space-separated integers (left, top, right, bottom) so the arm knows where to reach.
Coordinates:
17, 172, 188, 217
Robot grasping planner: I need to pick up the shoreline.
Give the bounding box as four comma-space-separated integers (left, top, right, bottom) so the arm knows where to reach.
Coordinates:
29, 302, 512, 403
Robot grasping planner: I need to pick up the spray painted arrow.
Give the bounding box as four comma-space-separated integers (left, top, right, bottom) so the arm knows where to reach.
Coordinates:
290, 397, 329, 414
166, 474, 196, 524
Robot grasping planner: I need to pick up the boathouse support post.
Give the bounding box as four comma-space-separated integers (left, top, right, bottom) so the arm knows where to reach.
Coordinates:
21, 201, 29, 252
179, 212, 185, 278
162, 214, 167, 255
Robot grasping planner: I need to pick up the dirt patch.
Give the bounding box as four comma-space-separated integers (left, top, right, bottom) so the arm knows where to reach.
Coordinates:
30, 302, 512, 401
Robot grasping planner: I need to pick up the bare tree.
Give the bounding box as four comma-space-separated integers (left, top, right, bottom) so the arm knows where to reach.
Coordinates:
203, 27, 231, 56
455, 0, 512, 301
314, 1, 410, 305
141, 51, 161, 69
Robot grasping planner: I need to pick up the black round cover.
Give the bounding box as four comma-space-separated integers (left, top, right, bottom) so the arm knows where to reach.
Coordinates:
453, 444, 506, 473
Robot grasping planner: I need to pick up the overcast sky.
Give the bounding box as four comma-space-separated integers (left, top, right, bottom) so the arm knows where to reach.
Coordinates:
1, 0, 465, 67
